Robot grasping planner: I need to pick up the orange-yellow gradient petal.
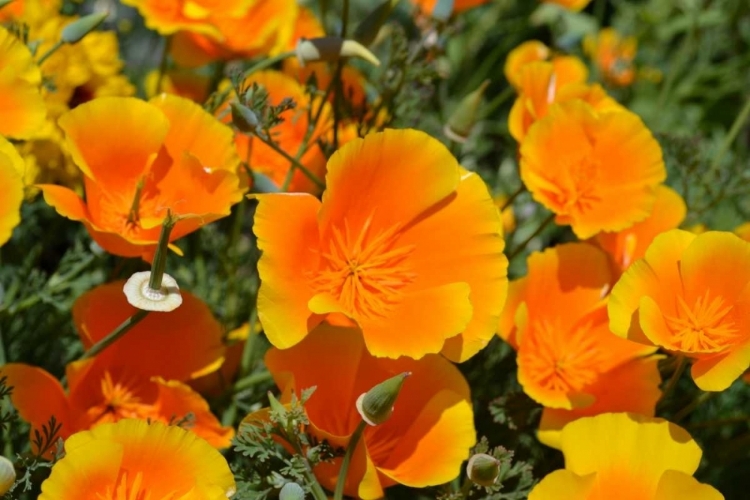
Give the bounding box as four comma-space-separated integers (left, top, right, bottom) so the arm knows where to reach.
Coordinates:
609, 230, 750, 390
542, 0, 592, 11
264, 325, 475, 498
0, 138, 25, 246
38, 419, 236, 500
520, 100, 665, 239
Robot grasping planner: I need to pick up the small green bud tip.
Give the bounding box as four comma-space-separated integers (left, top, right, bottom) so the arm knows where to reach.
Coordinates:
295, 37, 380, 67
279, 482, 306, 500
444, 79, 491, 143
267, 391, 287, 416
466, 453, 500, 487
356, 372, 411, 426
0, 456, 15, 496
230, 101, 261, 134
61, 12, 108, 44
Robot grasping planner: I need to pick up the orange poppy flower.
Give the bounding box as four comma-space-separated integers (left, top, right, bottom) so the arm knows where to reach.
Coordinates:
227, 70, 332, 194
39, 419, 236, 499
0, 25, 46, 139
519, 100, 666, 239
260, 324, 475, 499
529, 413, 723, 500
170, 0, 297, 68
541, 0, 592, 11
609, 230, 750, 391
38, 95, 244, 259
0, 281, 232, 448
591, 185, 686, 277
498, 244, 660, 446
120, 0, 253, 36
253, 129, 508, 361
411, 0, 491, 15
0, 137, 26, 247
508, 61, 622, 142
584, 28, 638, 87
504, 40, 588, 91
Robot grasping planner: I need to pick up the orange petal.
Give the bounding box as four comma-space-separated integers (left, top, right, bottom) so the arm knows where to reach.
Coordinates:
58, 96, 170, 187
253, 193, 323, 349
37, 184, 90, 222
497, 277, 528, 349
0, 142, 24, 246
504, 40, 550, 89
0, 70, 46, 139
655, 470, 724, 500
318, 129, 460, 236
529, 470, 596, 500
691, 340, 750, 391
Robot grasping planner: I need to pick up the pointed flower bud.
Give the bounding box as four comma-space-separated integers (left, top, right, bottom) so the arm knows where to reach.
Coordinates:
279, 482, 306, 500
295, 37, 380, 68
355, 372, 410, 426
466, 453, 500, 487
61, 12, 108, 44
230, 101, 260, 134
123, 271, 182, 312
0, 456, 15, 495
444, 79, 490, 143
354, 0, 399, 46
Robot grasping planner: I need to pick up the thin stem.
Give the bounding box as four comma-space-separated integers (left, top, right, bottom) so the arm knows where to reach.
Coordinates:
707, 93, 750, 177
233, 370, 273, 393
674, 391, 717, 423
340, 0, 350, 38
148, 212, 177, 290
242, 51, 296, 80
254, 133, 324, 190
507, 213, 555, 260
482, 87, 514, 118
659, 355, 687, 405
334, 420, 368, 500
127, 179, 145, 224
155, 35, 171, 94
36, 40, 63, 66
498, 185, 526, 212
80, 310, 150, 360
459, 476, 473, 498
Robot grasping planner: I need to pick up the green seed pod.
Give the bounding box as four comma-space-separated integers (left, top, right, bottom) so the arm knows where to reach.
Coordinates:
444, 80, 490, 143
466, 453, 500, 487
355, 372, 410, 426
279, 482, 305, 500
230, 101, 261, 134
61, 12, 108, 44
0, 456, 15, 496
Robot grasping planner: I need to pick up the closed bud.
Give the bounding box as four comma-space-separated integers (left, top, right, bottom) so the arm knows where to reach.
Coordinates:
444, 79, 490, 143
0, 456, 15, 495
466, 453, 500, 487
279, 482, 305, 500
295, 37, 380, 67
355, 372, 410, 426
61, 12, 108, 44
230, 101, 260, 134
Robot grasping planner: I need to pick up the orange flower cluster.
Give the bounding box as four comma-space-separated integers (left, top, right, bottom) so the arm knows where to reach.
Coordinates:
584, 28, 638, 87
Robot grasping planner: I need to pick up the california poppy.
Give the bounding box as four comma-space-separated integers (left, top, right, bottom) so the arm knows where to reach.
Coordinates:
1, 281, 232, 448
38, 95, 244, 259
257, 324, 475, 499
498, 244, 661, 447
519, 99, 666, 239
529, 413, 723, 499
39, 419, 236, 499
0, 138, 26, 247
584, 28, 638, 87
253, 129, 508, 361
609, 230, 750, 391
504, 40, 588, 91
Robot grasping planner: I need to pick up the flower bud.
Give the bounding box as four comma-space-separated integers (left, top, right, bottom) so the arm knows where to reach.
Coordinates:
0, 456, 15, 495
230, 101, 260, 134
295, 37, 380, 67
444, 79, 490, 143
123, 271, 182, 312
466, 453, 500, 487
61, 12, 108, 44
355, 372, 410, 426
279, 482, 305, 500
354, 0, 399, 46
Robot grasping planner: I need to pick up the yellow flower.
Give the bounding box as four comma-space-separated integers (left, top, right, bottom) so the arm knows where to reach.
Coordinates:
39, 419, 236, 499
530, 413, 723, 499
0, 137, 26, 247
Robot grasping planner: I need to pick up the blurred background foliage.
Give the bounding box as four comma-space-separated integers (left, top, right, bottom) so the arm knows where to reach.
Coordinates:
1, 0, 750, 498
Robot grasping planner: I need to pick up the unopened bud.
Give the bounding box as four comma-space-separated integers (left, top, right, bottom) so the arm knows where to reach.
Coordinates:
444, 79, 490, 143
466, 453, 500, 487
61, 12, 108, 44
279, 482, 305, 500
0, 456, 15, 495
354, 0, 399, 46
356, 372, 410, 426
295, 37, 380, 67
230, 101, 260, 134
123, 271, 182, 312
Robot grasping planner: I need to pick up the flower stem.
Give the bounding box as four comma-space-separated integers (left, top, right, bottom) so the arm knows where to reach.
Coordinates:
333, 420, 367, 500
233, 370, 273, 393
242, 51, 296, 80
708, 93, 750, 177
507, 212, 555, 260
36, 40, 63, 66
148, 211, 178, 290
80, 309, 150, 360
498, 184, 526, 212
659, 355, 687, 406
254, 133, 325, 190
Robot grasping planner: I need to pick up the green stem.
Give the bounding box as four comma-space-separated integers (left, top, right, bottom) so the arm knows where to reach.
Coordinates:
36, 40, 63, 66
340, 0, 350, 37
242, 51, 296, 80
255, 133, 324, 190
459, 476, 473, 498
507, 213, 555, 260
659, 355, 687, 405
707, 93, 750, 177
155, 35, 171, 94
498, 185, 526, 212
674, 391, 716, 423
233, 370, 273, 393
79, 310, 150, 360
334, 420, 368, 500
148, 212, 177, 290
482, 87, 514, 118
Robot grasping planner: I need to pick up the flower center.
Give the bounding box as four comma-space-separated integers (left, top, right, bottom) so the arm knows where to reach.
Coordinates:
88, 373, 150, 425
312, 215, 417, 321
521, 318, 604, 394
565, 156, 601, 215
663, 291, 740, 353
98, 470, 157, 500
